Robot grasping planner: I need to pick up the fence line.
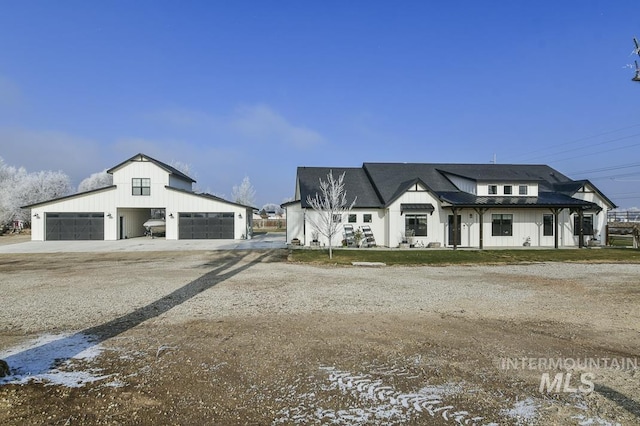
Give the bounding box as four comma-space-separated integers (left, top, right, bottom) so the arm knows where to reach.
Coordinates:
253, 219, 286, 229
607, 210, 640, 223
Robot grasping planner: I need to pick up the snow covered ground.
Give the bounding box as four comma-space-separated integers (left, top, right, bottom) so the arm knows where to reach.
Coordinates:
0, 333, 112, 388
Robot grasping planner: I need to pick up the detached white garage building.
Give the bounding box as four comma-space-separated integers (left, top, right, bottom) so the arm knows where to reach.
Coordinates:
26, 153, 254, 241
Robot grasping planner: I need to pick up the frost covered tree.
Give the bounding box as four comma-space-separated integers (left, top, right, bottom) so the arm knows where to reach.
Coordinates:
260, 203, 284, 216
78, 169, 113, 192
232, 176, 256, 206
18, 171, 72, 222
0, 159, 26, 225
0, 157, 72, 225
170, 160, 201, 192
306, 170, 356, 259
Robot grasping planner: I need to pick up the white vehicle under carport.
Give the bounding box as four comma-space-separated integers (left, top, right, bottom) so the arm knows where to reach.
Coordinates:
143, 219, 166, 238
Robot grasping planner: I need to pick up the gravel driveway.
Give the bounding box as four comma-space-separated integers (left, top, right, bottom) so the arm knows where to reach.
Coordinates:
0, 249, 638, 425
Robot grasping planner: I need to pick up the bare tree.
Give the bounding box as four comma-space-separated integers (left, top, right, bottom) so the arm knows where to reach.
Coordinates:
232, 176, 256, 206
306, 170, 356, 259
78, 169, 113, 192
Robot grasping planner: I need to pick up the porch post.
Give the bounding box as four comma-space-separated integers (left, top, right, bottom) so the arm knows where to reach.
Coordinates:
453, 207, 459, 250
474, 207, 486, 250
551, 208, 561, 249
578, 209, 585, 248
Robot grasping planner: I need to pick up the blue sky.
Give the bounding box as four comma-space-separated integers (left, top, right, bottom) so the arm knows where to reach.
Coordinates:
1, 1, 639, 208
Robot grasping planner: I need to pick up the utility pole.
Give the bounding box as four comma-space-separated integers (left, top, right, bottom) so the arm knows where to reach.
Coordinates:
633, 38, 640, 82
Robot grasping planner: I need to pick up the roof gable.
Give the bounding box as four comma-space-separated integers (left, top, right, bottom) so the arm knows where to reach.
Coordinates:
107, 153, 195, 183
554, 179, 616, 209
384, 177, 438, 207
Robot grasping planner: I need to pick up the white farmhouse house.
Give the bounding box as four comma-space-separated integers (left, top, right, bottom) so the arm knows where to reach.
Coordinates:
26, 153, 254, 241
283, 163, 616, 249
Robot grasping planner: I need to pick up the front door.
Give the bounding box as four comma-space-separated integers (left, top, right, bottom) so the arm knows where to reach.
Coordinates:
448, 215, 461, 246
119, 216, 125, 239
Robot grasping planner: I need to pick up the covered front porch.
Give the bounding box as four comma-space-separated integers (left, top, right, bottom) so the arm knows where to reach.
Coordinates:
441, 203, 603, 250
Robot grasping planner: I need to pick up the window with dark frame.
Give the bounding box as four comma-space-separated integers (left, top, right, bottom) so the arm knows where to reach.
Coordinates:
573, 214, 594, 236
519, 185, 528, 195
488, 185, 498, 195
503, 185, 512, 195
348, 214, 357, 223
543, 214, 553, 236
132, 178, 150, 196
363, 214, 372, 223
405, 214, 427, 237
491, 214, 513, 236
332, 214, 342, 223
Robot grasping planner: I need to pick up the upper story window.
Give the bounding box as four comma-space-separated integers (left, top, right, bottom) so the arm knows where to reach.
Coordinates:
348, 214, 357, 223
487, 184, 531, 196
132, 178, 150, 196
363, 214, 372, 223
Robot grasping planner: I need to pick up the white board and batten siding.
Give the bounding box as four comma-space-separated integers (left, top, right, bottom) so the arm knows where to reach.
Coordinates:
30, 156, 251, 241
386, 183, 442, 248
164, 189, 250, 240
111, 160, 174, 209
30, 188, 117, 241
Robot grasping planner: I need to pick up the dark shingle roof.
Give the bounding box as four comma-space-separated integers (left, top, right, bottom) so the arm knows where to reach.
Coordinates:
297, 167, 382, 208
295, 162, 614, 210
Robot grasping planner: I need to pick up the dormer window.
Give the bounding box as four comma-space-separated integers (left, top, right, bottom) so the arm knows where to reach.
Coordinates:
503, 185, 513, 195
488, 185, 498, 195
132, 178, 150, 196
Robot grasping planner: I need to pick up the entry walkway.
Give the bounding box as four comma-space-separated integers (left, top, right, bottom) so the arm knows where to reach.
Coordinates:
0, 233, 287, 254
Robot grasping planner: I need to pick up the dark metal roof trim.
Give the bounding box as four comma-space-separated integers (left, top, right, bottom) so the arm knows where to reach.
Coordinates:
401, 203, 435, 214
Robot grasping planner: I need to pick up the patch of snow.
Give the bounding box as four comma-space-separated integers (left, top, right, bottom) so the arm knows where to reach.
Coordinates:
571, 415, 621, 426
0, 333, 113, 388
274, 365, 484, 425
500, 397, 539, 425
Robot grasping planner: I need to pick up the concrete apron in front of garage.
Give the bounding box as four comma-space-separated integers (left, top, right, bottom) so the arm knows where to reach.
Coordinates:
0, 233, 287, 254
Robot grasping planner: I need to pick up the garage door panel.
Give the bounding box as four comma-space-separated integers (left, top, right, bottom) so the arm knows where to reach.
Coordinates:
178, 212, 235, 239
46, 213, 104, 240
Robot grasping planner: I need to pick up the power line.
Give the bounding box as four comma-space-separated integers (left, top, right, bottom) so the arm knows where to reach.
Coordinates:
579, 171, 640, 180
548, 138, 640, 165
567, 161, 640, 176
612, 195, 640, 200
607, 191, 640, 196
524, 132, 640, 163
504, 122, 640, 162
